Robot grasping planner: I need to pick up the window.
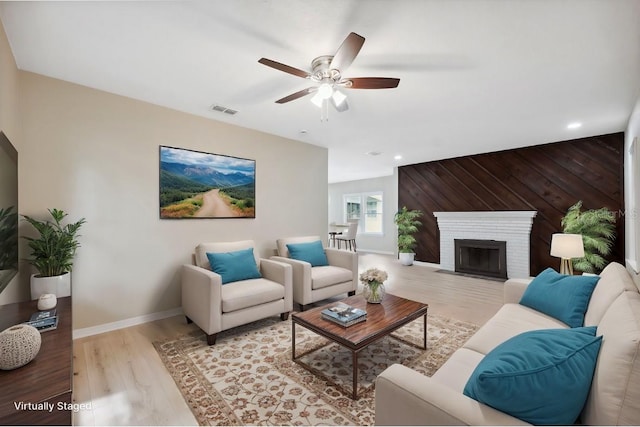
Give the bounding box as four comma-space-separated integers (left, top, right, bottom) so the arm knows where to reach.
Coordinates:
345, 194, 361, 222
343, 192, 383, 234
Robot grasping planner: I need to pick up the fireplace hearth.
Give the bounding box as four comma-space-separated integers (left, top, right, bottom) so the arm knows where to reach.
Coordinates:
455, 239, 507, 279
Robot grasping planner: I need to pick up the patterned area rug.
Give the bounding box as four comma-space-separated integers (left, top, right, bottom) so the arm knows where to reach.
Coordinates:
154, 314, 478, 426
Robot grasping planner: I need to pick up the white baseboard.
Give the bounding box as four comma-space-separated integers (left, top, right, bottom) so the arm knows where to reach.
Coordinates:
357, 249, 395, 255
73, 307, 184, 339
413, 260, 442, 269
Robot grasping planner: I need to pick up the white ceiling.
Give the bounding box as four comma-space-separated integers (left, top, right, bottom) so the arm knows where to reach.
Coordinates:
2, 0, 640, 183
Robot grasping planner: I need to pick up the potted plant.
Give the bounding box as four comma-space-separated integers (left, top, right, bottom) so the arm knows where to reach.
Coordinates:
560, 201, 616, 274
394, 206, 423, 266
22, 208, 86, 299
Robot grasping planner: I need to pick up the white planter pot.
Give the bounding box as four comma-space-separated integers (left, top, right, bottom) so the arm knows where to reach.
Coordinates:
30, 272, 71, 300
399, 252, 415, 266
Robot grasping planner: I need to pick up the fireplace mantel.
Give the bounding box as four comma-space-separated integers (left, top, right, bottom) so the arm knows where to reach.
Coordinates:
433, 211, 537, 279
433, 211, 538, 221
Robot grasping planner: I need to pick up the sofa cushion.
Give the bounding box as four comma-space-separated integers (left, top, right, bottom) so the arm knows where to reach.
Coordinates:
519, 268, 599, 327
221, 278, 284, 312
311, 266, 353, 290
431, 348, 485, 392
463, 303, 568, 355
584, 262, 637, 326
463, 326, 602, 425
582, 291, 640, 425
206, 248, 262, 284
286, 240, 329, 267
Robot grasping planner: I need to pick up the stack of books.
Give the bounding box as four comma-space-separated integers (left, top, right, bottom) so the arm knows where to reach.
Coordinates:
24, 308, 58, 332
321, 302, 367, 327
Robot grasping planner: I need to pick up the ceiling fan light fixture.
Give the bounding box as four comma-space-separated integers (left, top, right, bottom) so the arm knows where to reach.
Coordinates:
332, 90, 347, 106
310, 91, 324, 108
318, 83, 333, 99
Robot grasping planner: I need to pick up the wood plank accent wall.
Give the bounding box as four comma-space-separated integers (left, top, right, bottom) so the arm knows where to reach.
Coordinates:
398, 132, 625, 275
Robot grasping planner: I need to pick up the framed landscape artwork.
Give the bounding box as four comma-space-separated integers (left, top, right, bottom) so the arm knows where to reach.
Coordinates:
159, 145, 256, 219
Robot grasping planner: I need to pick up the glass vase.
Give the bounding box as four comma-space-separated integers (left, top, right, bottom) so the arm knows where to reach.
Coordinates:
363, 281, 386, 303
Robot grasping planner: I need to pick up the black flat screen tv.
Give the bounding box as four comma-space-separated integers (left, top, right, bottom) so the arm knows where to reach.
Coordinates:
0, 131, 18, 295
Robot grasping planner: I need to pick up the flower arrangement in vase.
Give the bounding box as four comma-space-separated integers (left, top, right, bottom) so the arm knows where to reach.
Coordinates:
359, 267, 388, 303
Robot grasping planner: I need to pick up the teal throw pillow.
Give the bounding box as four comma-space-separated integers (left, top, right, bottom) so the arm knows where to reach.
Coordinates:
286, 240, 329, 267
519, 268, 599, 327
463, 326, 602, 425
206, 248, 261, 284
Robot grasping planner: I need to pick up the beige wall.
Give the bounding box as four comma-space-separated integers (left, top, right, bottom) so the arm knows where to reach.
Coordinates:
0, 18, 22, 304
17, 72, 328, 329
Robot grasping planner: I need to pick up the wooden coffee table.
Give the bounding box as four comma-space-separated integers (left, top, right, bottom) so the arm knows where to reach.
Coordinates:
291, 293, 428, 399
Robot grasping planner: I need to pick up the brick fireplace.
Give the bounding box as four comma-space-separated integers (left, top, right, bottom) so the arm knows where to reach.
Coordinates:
433, 211, 537, 279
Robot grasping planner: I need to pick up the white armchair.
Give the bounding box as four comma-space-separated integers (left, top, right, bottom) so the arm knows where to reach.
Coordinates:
182, 240, 292, 345
271, 236, 358, 311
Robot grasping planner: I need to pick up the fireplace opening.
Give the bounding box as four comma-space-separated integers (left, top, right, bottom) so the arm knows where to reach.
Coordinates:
455, 239, 507, 279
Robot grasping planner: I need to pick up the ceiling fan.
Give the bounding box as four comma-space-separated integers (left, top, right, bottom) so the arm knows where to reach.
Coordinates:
258, 32, 400, 113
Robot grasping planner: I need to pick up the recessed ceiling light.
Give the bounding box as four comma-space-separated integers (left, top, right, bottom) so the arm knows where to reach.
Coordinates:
394, 155, 403, 160
366, 151, 382, 156
567, 122, 582, 129
299, 129, 308, 134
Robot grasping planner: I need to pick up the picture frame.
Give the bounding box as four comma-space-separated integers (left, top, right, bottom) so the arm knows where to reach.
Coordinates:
159, 145, 256, 219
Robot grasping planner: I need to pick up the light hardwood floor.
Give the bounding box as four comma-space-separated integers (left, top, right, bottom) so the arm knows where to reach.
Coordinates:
72, 253, 504, 426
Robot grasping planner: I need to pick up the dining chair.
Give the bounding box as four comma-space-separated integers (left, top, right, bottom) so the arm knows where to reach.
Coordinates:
336, 221, 358, 251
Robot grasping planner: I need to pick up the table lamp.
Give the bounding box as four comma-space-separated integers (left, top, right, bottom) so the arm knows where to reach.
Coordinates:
550, 233, 585, 275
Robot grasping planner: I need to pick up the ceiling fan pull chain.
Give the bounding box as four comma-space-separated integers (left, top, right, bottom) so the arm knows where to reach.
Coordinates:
325, 99, 329, 122
320, 99, 329, 122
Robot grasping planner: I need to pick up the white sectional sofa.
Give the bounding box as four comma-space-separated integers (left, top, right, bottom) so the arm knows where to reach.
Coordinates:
375, 262, 640, 425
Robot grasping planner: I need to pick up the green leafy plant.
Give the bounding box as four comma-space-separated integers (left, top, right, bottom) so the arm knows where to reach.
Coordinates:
22, 208, 86, 277
394, 206, 423, 253
560, 201, 616, 274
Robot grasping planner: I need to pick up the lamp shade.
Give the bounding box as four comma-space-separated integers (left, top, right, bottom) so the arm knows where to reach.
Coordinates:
550, 233, 585, 259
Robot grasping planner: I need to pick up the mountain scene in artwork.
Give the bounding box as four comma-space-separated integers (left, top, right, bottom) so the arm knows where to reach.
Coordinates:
159, 146, 255, 218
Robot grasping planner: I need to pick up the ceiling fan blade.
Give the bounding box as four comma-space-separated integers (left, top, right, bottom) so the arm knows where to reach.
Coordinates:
275, 87, 317, 104
331, 96, 349, 112
344, 77, 400, 89
258, 58, 310, 79
329, 32, 365, 72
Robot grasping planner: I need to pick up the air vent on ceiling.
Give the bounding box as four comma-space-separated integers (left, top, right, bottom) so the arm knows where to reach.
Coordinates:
210, 104, 238, 115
